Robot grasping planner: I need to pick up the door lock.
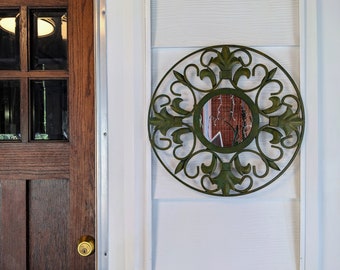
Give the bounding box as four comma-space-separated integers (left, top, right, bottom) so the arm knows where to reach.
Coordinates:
77, 235, 95, 257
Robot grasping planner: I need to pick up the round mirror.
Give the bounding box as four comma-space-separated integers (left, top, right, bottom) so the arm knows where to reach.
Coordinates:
193, 88, 259, 153
201, 94, 252, 147
148, 45, 305, 196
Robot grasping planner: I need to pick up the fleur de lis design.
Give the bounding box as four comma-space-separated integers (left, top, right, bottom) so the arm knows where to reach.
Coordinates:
210, 46, 244, 80
209, 162, 243, 196
149, 108, 184, 136
269, 107, 303, 137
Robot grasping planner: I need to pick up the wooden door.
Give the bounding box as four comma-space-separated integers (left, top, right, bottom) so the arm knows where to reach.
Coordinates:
0, 0, 95, 269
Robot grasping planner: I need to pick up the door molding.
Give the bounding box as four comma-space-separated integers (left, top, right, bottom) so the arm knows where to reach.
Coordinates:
95, 0, 109, 269
299, 0, 321, 269
102, 0, 152, 269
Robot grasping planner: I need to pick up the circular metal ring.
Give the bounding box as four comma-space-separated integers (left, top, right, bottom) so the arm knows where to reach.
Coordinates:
148, 45, 305, 196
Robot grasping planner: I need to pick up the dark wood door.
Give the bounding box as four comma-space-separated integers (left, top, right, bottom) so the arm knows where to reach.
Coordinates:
0, 0, 95, 269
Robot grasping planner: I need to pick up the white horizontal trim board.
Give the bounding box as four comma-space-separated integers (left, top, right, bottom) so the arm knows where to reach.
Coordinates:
152, 0, 299, 47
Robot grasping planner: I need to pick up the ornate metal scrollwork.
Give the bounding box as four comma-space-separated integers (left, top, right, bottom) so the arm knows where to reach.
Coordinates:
148, 45, 305, 196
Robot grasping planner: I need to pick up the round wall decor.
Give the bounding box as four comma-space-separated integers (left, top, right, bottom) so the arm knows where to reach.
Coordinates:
148, 45, 305, 196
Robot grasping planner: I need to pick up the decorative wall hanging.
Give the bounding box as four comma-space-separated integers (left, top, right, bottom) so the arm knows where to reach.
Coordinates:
148, 45, 305, 196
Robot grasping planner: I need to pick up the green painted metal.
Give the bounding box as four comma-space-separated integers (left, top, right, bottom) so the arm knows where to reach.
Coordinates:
148, 45, 305, 196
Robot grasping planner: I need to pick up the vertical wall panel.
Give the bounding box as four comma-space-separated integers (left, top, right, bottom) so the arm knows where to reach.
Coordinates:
319, 1, 340, 269
151, 0, 301, 269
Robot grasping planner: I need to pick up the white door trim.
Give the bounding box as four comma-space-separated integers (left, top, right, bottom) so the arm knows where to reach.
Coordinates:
104, 0, 152, 269
95, 0, 109, 269
299, 0, 321, 269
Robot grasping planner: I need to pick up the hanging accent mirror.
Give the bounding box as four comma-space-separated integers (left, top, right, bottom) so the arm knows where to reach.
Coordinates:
148, 45, 305, 196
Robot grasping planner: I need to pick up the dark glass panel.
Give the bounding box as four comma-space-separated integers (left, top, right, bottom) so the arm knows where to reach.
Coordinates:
0, 80, 20, 140
30, 9, 67, 70
30, 80, 68, 140
0, 10, 20, 70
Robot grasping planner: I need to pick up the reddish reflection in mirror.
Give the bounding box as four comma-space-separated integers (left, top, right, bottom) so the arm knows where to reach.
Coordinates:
201, 94, 252, 147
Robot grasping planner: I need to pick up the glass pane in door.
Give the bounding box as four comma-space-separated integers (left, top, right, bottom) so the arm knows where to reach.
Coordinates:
0, 9, 20, 70
0, 80, 20, 140
29, 9, 67, 70
30, 80, 68, 140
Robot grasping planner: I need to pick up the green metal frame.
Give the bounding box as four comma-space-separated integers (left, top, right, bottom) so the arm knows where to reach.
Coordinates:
148, 45, 305, 196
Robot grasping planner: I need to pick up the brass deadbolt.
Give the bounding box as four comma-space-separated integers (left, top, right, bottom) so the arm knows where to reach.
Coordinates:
77, 235, 95, 257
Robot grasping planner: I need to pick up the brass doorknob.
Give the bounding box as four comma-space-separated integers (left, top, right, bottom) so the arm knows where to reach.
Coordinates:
77, 235, 95, 257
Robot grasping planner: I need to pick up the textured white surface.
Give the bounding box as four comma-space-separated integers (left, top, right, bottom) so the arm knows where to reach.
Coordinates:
319, 0, 340, 269
104, 0, 330, 269
151, 0, 299, 47
150, 1, 301, 269
153, 199, 299, 270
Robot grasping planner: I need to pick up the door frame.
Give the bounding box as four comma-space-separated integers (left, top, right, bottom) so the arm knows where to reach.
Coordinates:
300, 0, 321, 269
94, 0, 109, 269
98, 0, 321, 270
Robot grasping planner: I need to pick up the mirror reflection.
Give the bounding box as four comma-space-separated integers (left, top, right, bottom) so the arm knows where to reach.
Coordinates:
201, 94, 253, 147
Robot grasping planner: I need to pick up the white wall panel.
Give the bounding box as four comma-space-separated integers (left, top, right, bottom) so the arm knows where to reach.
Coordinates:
153, 200, 299, 270
151, 1, 301, 269
104, 0, 337, 268
151, 0, 299, 48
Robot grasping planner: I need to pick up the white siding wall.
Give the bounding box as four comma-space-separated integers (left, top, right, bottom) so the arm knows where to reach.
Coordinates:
104, 0, 340, 269
151, 1, 301, 270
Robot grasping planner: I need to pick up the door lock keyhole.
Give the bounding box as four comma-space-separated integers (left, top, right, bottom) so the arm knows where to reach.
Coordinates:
77, 235, 95, 257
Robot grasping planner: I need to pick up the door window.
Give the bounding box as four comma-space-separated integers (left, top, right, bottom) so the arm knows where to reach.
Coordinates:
29, 9, 67, 70
0, 8, 68, 141
0, 80, 20, 139
0, 9, 20, 70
